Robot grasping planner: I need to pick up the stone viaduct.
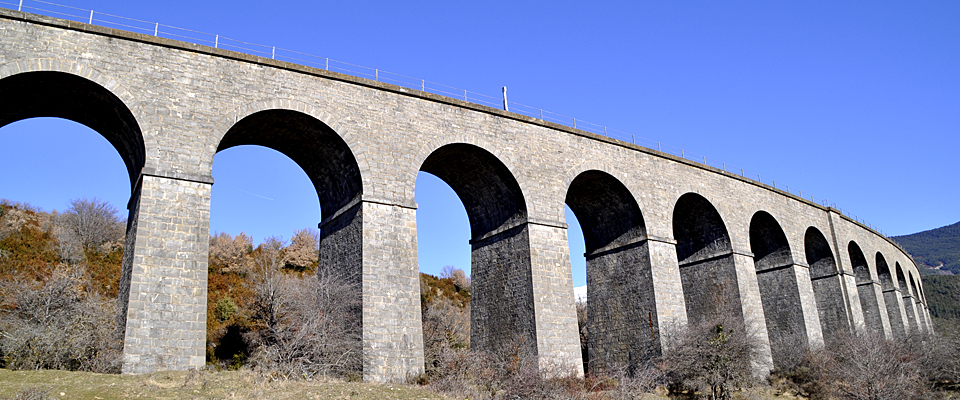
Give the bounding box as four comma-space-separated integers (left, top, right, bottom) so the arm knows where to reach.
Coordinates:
0, 9, 933, 382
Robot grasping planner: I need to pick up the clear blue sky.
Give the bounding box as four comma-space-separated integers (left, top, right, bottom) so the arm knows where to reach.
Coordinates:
1, 1, 958, 287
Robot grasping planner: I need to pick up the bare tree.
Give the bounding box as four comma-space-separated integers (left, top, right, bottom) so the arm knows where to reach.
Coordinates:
243, 237, 362, 379
56, 198, 124, 262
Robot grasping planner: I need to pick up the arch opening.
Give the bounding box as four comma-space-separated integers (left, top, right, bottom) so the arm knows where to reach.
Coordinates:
909, 272, 927, 332
880, 257, 906, 337
749, 211, 805, 368
212, 109, 363, 369
849, 242, 884, 335
0, 71, 146, 371
895, 262, 919, 333
0, 71, 144, 189
418, 143, 534, 357
804, 227, 849, 338
673, 193, 739, 325
565, 170, 652, 373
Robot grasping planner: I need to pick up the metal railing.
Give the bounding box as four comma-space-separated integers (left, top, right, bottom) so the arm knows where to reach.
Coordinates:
0, 0, 894, 239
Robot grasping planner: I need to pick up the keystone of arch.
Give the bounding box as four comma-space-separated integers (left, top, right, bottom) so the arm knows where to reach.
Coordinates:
0, 58, 160, 178
408, 133, 532, 219
204, 98, 372, 195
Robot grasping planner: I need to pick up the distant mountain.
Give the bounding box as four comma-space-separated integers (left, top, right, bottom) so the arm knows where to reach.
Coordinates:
893, 221, 960, 275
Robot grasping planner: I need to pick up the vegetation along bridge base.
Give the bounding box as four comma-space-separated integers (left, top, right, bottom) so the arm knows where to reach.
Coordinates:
0, 8, 932, 382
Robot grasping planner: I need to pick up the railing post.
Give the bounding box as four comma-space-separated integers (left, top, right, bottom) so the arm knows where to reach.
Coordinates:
502, 86, 508, 111
154, 22, 158, 36
421, 79, 425, 91
325, 58, 329, 70
18, 0, 22, 11
464, 89, 467, 101
89, 10, 93, 24
540, 109, 543, 121
375, 69, 378, 81
573, 118, 577, 129
271, 46, 275, 59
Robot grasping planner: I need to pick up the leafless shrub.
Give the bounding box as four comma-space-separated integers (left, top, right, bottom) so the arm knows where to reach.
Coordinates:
774, 331, 952, 400
422, 295, 470, 376
576, 298, 589, 373
0, 265, 121, 372
243, 239, 361, 379
659, 312, 763, 400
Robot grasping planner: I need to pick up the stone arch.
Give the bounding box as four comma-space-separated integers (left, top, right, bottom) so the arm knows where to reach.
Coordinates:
877, 253, 906, 337
895, 262, 919, 332
0, 64, 147, 191
909, 271, 927, 331
411, 134, 530, 216
210, 107, 367, 370
0, 63, 153, 373
805, 227, 849, 338
673, 193, 738, 325
750, 211, 810, 367
417, 142, 534, 357
206, 99, 371, 203
849, 242, 884, 335
565, 169, 653, 372
215, 108, 363, 221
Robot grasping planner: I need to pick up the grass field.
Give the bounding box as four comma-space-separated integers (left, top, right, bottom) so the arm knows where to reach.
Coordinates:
0, 369, 447, 400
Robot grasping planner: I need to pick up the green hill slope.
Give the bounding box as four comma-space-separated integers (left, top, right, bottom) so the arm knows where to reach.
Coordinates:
893, 221, 960, 275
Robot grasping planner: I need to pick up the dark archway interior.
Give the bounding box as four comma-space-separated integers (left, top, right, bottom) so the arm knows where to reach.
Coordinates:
565, 170, 645, 254
750, 212, 804, 369
804, 228, 836, 279
673, 193, 731, 264
566, 170, 652, 372
673, 193, 738, 324
876, 253, 894, 290
0, 71, 145, 190
418, 143, 534, 357
749, 212, 792, 271
218, 110, 362, 220
909, 273, 920, 300
895, 263, 908, 292
848, 242, 870, 284
420, 143, 526, 239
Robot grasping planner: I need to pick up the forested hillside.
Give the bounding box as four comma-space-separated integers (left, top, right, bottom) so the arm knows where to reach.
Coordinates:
893, 221, 960, 275
921, 274, 960, 334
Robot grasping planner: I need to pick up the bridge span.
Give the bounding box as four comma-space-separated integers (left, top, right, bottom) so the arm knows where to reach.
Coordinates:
0, 9, 932, 382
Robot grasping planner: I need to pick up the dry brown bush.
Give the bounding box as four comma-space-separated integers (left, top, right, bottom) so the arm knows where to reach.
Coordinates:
243, 239, 361, 379
208, 231, 253, 272
773, 330, 960, 400
658, 313, 764, 400
0, 265, 121, 372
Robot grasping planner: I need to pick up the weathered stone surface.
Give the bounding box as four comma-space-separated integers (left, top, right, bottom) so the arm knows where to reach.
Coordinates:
0, 9, 928, 382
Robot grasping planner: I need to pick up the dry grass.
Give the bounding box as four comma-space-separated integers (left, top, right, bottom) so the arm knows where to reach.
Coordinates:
0, 369, 446, 400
